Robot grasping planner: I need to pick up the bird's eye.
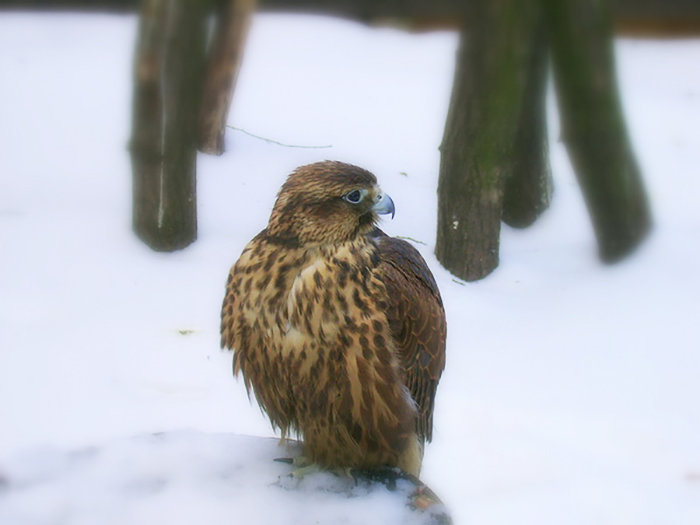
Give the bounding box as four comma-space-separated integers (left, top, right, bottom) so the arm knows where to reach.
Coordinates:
343, 189, 364, 204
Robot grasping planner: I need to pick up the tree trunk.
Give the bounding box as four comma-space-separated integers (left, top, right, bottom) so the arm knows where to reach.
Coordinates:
435, 0, 540, 281
130, 0, 207, 251
502, 4, 552, 228
546, 0, 651, 261
198, 0, 256, 155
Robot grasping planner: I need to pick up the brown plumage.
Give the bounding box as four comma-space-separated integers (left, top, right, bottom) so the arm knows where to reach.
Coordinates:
220, 161, 446, 476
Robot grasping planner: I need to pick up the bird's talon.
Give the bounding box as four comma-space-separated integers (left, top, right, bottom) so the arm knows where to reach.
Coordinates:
290, 463, 322, 479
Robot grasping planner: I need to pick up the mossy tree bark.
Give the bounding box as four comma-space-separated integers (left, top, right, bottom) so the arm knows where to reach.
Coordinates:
436, 0, 543, 281
130, 0, 207, 251
545, 0, 651, 261
502, 4, 552, 228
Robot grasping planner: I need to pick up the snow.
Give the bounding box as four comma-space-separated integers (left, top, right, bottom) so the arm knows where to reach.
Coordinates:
0, 432, 447, 525
1, 11, 699, 525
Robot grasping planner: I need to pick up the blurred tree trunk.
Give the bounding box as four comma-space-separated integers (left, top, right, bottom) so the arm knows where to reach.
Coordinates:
545, 0, 651, 261
436, 0, 542, 281
130, 0, 207, 251
198, 0, 256, 155
502, 5, 552, 228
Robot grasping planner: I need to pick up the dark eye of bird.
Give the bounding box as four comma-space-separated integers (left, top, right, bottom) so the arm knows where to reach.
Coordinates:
343, 189, 363, 204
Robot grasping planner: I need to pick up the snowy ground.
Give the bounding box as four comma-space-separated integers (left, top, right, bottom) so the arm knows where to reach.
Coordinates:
1, 11, 699, 525
0, 431, 449, 525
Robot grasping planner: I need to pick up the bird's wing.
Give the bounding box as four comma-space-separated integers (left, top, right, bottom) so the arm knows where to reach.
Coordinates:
220, 245, 245, 381
220, 236, 258, 385
372, 230, 446, 443
219, 233, 299, 433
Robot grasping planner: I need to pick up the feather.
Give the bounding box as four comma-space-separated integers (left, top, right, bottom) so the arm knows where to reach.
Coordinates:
220, 161, 446, 476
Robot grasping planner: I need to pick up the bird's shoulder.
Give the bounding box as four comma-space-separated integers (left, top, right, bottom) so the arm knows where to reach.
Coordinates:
369, 229, 442, 303
221, 229, 307, 347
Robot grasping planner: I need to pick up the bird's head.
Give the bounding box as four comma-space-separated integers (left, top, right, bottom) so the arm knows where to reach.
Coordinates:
267, 161, 395, 246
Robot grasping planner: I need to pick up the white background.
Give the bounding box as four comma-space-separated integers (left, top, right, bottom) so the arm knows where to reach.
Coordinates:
1, 12, 699, 524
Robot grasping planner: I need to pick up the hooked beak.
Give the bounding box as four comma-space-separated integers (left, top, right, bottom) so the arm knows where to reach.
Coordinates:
372, 192, 395, 219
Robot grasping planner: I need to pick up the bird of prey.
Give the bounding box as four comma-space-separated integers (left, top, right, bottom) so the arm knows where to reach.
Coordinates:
220, 161, 446, 477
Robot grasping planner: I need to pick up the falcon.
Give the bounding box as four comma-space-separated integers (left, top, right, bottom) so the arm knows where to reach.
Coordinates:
220, 161, 446, 477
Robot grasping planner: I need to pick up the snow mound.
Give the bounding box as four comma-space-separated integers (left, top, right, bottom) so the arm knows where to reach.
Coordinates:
0, 431, 450, 525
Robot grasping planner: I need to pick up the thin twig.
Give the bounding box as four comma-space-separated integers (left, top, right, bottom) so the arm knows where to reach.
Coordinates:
227, 125, 333, 149
396, 235, 427, 245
